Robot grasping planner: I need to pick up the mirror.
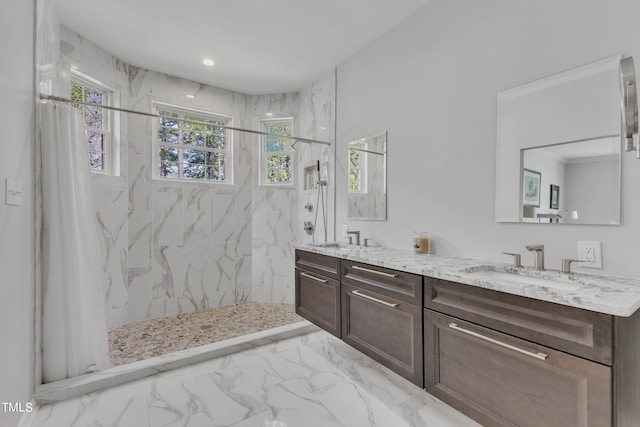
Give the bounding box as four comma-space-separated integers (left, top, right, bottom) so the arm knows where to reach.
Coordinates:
495, 55, 622, 225
347, 131, 387, 220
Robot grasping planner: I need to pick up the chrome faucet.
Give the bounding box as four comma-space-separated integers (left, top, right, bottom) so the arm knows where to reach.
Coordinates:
346, 230, 360, 245
561, 258, 584, 274
525, 244, 545, 271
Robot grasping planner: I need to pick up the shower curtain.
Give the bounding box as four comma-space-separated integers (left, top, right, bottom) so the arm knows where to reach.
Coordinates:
40, 103, 110, 383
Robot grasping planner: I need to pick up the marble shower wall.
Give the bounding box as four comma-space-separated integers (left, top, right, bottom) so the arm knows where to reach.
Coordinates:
297, 72, 337, 247
249, 73, 336, 304
248, 93, 300, 303
125, 69, 255, 323
45, 24, 336, 327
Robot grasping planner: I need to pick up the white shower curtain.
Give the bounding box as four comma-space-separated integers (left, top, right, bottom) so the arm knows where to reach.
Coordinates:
40, 103, 110, 383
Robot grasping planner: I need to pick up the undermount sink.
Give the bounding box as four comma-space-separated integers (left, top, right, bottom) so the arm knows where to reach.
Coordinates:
464, 267, 581, 291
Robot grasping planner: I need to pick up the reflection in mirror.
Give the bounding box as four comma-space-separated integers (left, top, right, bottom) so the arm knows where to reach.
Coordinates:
347, 131, 387, 220
495, 55, 622, 225
521, 137, 620, 224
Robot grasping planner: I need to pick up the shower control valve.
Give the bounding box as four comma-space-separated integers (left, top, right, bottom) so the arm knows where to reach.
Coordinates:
304, 202, 313, 212
303, 221, 314, 235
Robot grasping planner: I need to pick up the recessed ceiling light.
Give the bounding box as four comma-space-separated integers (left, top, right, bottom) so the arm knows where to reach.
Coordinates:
266, 112, 273, 117
186, 94, 195, 99
202, 58, 215, 67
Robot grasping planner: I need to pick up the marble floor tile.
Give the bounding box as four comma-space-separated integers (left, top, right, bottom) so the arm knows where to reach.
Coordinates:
32, 330, 480, 427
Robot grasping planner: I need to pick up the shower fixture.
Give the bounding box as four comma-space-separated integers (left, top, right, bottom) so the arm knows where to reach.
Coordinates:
303, 221, 314, 235
620, 56, 639, 158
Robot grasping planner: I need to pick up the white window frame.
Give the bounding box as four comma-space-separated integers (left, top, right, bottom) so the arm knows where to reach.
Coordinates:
153, 102, 233, 184
348, 141, 368, 193
71, 70, 118, 175
259, 117, 295, 187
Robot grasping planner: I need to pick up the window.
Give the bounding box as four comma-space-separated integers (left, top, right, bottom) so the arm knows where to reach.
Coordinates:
155, 103, 232, 183
71, 73, 112, 173
260, 118, 294, 186
349, 142, 367, 193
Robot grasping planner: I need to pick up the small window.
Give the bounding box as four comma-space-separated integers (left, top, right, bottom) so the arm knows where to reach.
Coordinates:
349, 142, 367, 193
154, 103, 232, 183
260, 118, 295, 186
71, 73, 112, 173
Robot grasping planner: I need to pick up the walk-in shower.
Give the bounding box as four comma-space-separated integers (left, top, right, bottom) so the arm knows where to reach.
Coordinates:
35, 3, 336, 389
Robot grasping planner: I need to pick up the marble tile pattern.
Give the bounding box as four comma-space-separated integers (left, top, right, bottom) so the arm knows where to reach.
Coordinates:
296, 243, 640, 316
45, 26, 337, 328
109, 302, 303, 366
297, 72, 336, 247
32, 330, 480, 427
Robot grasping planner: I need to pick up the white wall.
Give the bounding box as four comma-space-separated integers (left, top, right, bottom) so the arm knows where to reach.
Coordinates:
565, 158, 619, 224
0, 0, 35, 425
336, 0, 640, 277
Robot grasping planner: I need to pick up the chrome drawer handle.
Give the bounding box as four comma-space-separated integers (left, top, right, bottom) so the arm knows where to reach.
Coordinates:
352, 265, 399, 278
352, 290, 398, 308
300, 271, 328, 284
448, 323, 548, 361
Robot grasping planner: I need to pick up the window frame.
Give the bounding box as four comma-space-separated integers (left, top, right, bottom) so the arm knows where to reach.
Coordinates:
70, 70, 116, 175
259, 117, 296, 188
152, 102, 234, 185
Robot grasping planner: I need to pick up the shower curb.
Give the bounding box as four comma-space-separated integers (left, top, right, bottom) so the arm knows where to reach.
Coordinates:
34, 321, 318, 405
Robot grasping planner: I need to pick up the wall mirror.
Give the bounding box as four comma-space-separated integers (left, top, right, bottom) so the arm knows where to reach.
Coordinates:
495, 55, 622, 225
347, 131, 387, 220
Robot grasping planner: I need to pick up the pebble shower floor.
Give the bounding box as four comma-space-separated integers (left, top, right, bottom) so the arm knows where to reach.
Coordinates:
108, 302, 303, 366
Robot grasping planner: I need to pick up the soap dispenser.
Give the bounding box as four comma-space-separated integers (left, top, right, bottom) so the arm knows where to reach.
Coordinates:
413, 231, 429, 254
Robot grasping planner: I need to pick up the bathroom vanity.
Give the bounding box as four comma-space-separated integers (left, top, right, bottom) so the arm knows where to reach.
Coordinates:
294, 244, 640, 427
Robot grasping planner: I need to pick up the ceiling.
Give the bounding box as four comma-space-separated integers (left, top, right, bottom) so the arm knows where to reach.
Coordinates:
52, 0, 430, 95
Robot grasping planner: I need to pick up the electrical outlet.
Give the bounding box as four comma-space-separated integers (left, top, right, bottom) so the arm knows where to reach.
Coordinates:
342, 224, 350, 237
578, 241, 602, 269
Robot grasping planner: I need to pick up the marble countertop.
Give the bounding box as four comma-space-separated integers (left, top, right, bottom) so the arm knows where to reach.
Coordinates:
294, 243, 640, 317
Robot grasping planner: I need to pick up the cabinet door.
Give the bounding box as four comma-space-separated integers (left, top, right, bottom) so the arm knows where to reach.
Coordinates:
424, 309, 612, 427
342, 284, 423, 386
295, 268, 341, 337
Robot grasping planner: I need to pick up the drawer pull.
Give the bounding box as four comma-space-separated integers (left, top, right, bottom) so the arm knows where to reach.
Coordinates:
352, 290, 399, 308
352, 265, 399, 278
300, 272, 328, 284
449, 323, 548, 361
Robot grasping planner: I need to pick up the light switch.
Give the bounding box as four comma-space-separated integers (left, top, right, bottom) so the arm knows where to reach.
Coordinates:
5, 178, 22, 206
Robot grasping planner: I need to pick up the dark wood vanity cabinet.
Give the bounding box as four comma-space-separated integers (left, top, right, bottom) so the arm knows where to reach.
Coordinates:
424, 309, 611, 427
424, 277, 640, 427
295, 250, 341, 337
295, 249, 640, 426
341, 260, 423, 386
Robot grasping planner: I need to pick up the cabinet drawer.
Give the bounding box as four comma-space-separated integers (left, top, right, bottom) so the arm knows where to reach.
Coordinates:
295, 268, 341, 337
295, 250, 340, 280
425, 309, 612, 427
425, 278, 613, 365
342, 260, 422, 306
342, 284, 423, 386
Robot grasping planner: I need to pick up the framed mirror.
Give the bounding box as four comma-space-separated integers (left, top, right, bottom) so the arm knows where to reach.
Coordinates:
347, 131, 387, 220
495, 55, 622, 225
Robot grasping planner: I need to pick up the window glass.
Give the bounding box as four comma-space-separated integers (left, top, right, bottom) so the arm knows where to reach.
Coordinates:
71, 77, 111, 172
156, 105, 232, 183
261, 119, 294, 185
